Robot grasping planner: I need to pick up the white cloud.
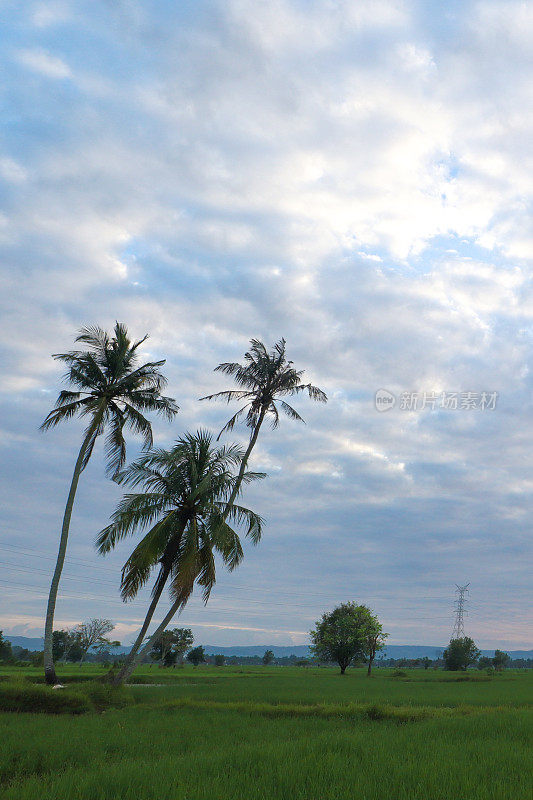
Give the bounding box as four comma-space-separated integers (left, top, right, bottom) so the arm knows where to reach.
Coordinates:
0, 158, 28, 183
31, 2, 72, 29
17, 47, 71, 79
0, 0, 531, 648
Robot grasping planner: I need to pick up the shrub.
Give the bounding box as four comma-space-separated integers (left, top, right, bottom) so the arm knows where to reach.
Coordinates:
363, 703, 387, 720
0, 680, 132, 714
392, 669, 407, 677
0, 683, 91, 714
73, 681, 133, 711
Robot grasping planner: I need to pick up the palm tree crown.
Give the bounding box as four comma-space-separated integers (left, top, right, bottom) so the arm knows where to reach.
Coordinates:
97, 430, 264, 611
200, 338, 327, 437
41, 322, 178, 475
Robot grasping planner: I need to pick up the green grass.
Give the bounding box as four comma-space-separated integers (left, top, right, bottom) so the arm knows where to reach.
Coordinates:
0, 666, 531, 799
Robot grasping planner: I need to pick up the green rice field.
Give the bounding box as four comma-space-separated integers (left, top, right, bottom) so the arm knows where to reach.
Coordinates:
0, 665, 531, 799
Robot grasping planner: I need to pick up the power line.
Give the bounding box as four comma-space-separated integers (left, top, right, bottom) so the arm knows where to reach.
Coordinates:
0, 573, 454, 620
0, 543, 456, 603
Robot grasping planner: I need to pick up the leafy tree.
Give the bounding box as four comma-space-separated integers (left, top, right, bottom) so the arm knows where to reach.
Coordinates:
214, 654, 225, 666
477, 656, 493, 670
0, 632, 14, 663
150, 631, 172, 665
364, 622, 388, 676
41, 323, 177, 683
262, 649, 274, 665
29, 651, 44, 667
201, 338, 326, 516
12, 646, 31, 662
97, 430, 263, 685
492, 649, 511, 671
171, 629, 194, 666
443, 637, 481, 671
310, 603, 386, 675
150, 628, 194, 667
65, 639, 85, 663
71, 619, 115, 665
187, 646, 206, 667
93, 640, 121, 664
52, 629, 72, 662
422, 656, 432, 670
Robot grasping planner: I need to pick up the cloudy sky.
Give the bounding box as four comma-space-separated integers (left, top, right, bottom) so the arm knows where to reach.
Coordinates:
1, 0, 531, 650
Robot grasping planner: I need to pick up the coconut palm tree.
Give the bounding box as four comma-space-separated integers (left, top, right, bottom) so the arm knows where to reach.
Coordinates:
200, 338, 327, 514
97, 430, 264, 685
41, 323, 178, 684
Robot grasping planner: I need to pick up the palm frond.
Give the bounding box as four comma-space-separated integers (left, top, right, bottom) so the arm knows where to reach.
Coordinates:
104, 404, 126, 477
96, 494, 173, 552
279, 400, 305, 423
199, 389, 251, 403
126, 390, 179, 420
119, 519, 175, 600
75, 325, 110, 351
196, 541, 217, 603
219, 503, 263, 544
40, 397, 90, 430
209, 518, 244, 571
288, 383, 328, 402
122, 402, 153, 450
217, 404, 251, 439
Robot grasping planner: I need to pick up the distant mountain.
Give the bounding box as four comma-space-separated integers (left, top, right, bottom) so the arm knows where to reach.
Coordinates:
201, 644, 533, 659
5, 636, 532, 660
5, 636, 44, 652
6, 636, 130, 655
202, 644, 310, 657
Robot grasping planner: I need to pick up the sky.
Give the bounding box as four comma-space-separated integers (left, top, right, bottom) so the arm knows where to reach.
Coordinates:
0, 0, 531, 650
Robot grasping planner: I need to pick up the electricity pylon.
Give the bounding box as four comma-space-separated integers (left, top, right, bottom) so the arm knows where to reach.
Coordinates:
451, 583, 470, 638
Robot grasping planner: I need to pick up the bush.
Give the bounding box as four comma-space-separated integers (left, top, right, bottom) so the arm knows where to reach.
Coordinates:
74, 681, 133, 712
0, 680, 133, 714
363, 703, 388, 720
392, 669, 407, 677
0, 683, 90, 714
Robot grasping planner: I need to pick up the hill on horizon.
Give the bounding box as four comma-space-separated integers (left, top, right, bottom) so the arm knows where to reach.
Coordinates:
4, 636, 533, 660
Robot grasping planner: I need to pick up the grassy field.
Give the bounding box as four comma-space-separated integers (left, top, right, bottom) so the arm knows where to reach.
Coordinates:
0, 665, 531, 799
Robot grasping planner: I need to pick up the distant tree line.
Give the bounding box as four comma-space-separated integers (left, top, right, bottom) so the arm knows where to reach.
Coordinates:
1, 629, 531, 670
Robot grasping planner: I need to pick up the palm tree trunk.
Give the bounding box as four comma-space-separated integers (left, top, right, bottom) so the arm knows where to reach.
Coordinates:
117, 594, 185, 683
43, 414, 103, 685
222, 407, 266, 520
109, 566, 170, 686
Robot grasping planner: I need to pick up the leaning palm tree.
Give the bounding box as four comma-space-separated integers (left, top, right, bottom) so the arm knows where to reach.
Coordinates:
200, 338, 327, 513
41, 323, 178, 684
97, 430, 263, 685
